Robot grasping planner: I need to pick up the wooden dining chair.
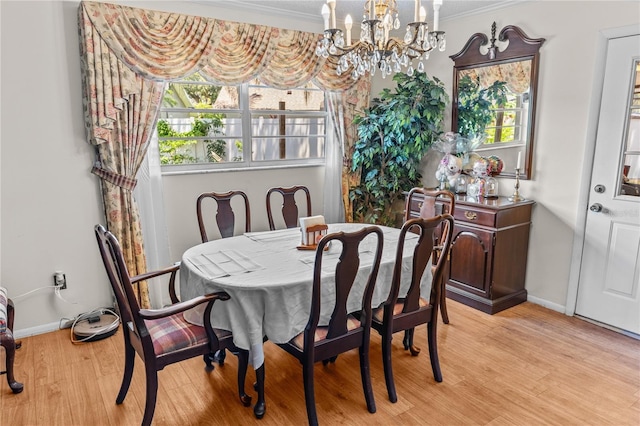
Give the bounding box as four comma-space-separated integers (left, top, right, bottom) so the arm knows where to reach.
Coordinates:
196, 190, 251, 366
94, 225, 252, 426
266, 185, 311, 230
404, 187, 456, 324
371, 214, 454, 403
196, 190, 251, 242
276, 226, 384, 426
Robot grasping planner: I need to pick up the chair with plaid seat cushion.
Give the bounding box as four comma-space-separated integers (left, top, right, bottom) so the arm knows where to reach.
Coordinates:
371, 214, 454, 403
196, 190, 252, 366
95, 225, 252, 426
0, 286, 23, 393
276, 226, 384, 426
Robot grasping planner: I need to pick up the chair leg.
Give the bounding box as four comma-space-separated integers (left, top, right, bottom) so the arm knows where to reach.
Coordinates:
0, 332, 23, 394
403, 328, 421, 356
321, 355, 337, 365
116, 341, 135, 404
253, 364, 266, 419
203, 353, 214, 370
235, 349, 252, 407
302, 360, 318, 426
440, 278, 450, 324
381, 331, 397, 403
359, 345, 376, 414
214, 348, 226, 366
427, 320, 442, 382
142, 364, 158, 426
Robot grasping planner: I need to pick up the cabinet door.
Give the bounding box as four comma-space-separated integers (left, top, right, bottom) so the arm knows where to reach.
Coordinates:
447, 224, 494, 297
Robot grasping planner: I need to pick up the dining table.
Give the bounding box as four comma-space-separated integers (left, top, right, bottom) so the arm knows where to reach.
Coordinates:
179, 223, 433, 418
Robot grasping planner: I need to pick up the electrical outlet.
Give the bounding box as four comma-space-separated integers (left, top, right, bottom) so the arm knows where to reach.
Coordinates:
60, 318, 75, 329
54, 271, 67, 290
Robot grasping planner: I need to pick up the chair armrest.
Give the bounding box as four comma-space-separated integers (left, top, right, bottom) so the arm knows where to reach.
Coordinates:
130, 263, 180, 284
138, 291, 230, 320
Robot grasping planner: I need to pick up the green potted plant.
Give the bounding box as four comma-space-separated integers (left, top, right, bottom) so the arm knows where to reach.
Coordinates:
349, 72, 448, 226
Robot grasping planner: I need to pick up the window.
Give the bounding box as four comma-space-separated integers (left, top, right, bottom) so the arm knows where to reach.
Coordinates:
157, 74, 327, 171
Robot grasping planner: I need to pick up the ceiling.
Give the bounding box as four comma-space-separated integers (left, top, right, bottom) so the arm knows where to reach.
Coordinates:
199, 0, 524, 26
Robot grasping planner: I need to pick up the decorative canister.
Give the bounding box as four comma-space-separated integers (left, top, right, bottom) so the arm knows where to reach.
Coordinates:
467, 181, 480, 198
484, 176, 499, 198
454, 174, 469, 194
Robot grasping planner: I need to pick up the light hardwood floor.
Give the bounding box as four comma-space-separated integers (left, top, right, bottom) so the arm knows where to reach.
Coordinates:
1, 300, 639, 425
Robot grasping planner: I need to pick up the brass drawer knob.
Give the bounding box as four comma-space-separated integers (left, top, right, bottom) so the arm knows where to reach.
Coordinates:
464, 211, 477, 220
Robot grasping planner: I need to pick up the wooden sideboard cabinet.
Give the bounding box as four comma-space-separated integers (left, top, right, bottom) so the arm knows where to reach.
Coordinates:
406, 193, 535, 314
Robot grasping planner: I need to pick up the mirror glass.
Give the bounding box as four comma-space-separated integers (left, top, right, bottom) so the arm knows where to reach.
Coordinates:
451, 23, 545, 179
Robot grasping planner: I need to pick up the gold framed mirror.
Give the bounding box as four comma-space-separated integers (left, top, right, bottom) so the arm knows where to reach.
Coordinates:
450, 23, 545, 179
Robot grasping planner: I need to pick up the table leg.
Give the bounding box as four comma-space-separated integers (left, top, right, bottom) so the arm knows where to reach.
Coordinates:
253, 364, 266, 419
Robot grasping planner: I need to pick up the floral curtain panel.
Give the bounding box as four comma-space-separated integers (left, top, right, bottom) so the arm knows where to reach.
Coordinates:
78, 1, 367, 306
328, 77, 372, 221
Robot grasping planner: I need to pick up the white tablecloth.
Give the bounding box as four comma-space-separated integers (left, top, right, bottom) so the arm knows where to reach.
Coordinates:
180, 223, 432, 368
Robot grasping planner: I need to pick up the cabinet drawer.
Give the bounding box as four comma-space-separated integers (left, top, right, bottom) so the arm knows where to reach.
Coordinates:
454, 205, 496, 227
407, 197, 448, 218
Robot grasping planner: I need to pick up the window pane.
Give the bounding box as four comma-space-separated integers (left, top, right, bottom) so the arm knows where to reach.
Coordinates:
157, 111, 243, 164
251, 136, 325, 161
157, 76, 327, 169
622, 62, 640, 196
158, 112, 242, 138
248, 82, 325, 111
252, 115, 325, 137
163, 74, 239, 110
158, 138, 243, 165
250, 114, 325, 161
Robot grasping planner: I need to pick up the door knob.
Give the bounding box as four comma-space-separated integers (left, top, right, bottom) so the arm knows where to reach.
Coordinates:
590, 203, 603, 212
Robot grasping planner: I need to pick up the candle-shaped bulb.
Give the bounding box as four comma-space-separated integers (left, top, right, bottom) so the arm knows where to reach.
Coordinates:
321, 4, 330, 30
433, 0, 442, 31
327, 0, 337, 29
345, 14, 353, 46
419, 6, 427, 22
516, 151, 522, 169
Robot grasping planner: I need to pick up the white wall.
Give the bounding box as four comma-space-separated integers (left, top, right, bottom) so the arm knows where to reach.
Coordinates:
1, 0, 639, 336
1, 1, 111, 335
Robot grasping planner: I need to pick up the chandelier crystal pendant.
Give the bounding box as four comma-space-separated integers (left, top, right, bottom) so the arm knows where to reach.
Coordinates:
316, 0, 446, 80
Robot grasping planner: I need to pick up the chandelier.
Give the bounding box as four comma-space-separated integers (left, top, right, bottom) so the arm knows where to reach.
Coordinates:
316, 0, 446, 80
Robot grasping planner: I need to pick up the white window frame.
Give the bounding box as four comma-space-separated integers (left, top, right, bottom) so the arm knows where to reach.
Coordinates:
158, 79, 328, 174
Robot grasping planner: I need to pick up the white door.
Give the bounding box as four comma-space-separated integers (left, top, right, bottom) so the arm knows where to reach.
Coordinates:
575, 34, 640, 334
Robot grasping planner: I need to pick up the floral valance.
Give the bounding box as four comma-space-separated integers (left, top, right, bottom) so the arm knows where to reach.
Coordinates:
460, 60, 532, 94
80, 1, 355, 84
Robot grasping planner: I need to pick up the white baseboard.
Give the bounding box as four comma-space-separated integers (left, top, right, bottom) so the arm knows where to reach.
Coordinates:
14, 321, 64, 339
14, 297, 566, 339
526, 295, 566, 314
